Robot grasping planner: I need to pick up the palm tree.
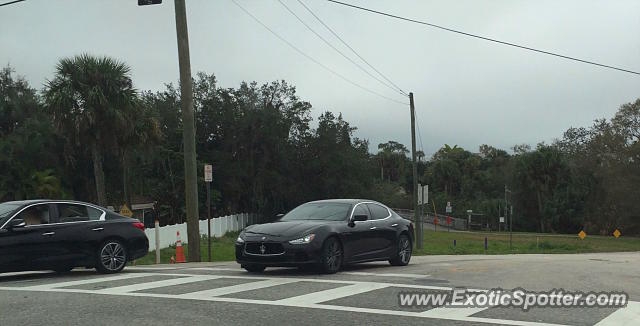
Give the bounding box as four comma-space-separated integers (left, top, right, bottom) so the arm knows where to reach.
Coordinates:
45, 54, 137, 206
29, 169, 65, 199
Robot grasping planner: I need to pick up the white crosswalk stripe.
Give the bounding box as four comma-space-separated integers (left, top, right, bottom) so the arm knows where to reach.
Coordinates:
20, 272, 154, 291
277, 282, 388, 305
595, 301, 640, 326
93, 275, 221, 294
179, 278, 298, 299
343, 271, 431, 278
0, 268, 636, 326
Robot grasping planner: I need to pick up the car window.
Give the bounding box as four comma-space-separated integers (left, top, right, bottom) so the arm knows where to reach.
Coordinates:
352, 204, 370, 220
57, 204, 103, 223
16, 204, 51, 226
0, 203, 21, 227
280, 203, 351, 221
366, 203, 390, 220
87, 206, 103, 220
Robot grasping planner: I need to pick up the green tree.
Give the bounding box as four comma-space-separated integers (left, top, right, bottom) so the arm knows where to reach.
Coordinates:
45, 54, 138, 206
376, 141, 409, 183
0, 66, 67, 201
511, 144, 571, 233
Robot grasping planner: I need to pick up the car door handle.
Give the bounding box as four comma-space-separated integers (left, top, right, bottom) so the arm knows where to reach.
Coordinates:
370, 226, 377, 230
92, 227, 104, 232
41, 232, 55, 236
391, 223, 398, 227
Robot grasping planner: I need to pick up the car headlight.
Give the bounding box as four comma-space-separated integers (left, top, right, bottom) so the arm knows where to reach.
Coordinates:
289, 234, 315, 244
236, 234, 245, 244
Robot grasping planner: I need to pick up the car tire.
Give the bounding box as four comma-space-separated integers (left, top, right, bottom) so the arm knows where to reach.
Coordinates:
320, 237, 343, 274
243, 264, 266, 273
389, 234, 412, 266
96, 240, 128, 274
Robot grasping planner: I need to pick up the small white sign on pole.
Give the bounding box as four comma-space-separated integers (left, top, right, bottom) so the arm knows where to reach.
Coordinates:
446, 202, 452, 213
204, 164, 213, 182
500, 216, 505, 223
425, 185, 428, 206
417, 184, 428, 205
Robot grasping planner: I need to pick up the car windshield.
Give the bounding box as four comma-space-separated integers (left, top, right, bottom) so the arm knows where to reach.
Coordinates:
0, 203, 20, 227
280, 203, 351, 221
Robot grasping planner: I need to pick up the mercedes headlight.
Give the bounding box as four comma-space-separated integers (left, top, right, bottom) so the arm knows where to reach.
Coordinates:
289, 234, 315, 244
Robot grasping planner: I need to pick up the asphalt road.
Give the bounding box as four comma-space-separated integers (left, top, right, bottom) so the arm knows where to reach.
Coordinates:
0, 252, 638, 326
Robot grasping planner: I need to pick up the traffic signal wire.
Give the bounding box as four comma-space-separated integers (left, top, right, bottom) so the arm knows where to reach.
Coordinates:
327, 0, 640, 76
292, 0, 408, 96
0, 0, 26, 7
231, 0, 409, 105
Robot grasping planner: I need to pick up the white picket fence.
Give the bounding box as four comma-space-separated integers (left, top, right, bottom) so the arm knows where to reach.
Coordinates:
144, 213, 259, 251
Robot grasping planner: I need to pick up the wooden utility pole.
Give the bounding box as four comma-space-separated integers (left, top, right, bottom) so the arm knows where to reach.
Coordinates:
174, 0, 200, 262
410, 93, 422, 249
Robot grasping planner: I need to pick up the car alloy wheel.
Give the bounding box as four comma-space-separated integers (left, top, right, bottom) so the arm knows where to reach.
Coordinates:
321, 237, 343, 274
398, 236, 411, 264
390, 234, 411, 266
97, 241, 127, 273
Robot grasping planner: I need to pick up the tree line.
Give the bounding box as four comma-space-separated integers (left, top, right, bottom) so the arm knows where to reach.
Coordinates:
1, 54, 638, 235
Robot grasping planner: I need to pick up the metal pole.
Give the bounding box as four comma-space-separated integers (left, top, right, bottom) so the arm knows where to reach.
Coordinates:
419, 203, 422, 242
432, 198, 437, 233
504, 185, 508, 226
174, 0, 200, 262
409, 93, 422, 249
207, 181, 211, 262
510, 205, 513, 250
419, 185, 424, 244
155, 219, 160, 264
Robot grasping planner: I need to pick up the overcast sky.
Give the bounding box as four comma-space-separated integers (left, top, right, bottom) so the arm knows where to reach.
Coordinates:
1, 0, 639, 156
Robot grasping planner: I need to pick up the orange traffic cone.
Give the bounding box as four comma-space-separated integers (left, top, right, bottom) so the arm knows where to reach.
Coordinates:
175, 231, 186, 263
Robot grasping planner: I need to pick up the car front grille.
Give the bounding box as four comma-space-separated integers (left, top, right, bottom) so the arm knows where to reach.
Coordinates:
244, 242, 285, 256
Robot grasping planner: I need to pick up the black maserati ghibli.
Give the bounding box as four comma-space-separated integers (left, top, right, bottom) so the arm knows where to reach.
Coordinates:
0, 200, 149, 274
236, 199, 414, 274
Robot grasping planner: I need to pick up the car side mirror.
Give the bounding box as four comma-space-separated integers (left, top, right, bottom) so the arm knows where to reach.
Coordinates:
348, 214, 368, 227
352, 214, 368, 222
8, 219, 26, 230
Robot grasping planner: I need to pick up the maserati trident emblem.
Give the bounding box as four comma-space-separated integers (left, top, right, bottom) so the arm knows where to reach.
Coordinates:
259, 244, 267, 254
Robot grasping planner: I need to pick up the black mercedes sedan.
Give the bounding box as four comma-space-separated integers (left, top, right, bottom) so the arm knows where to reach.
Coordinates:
0, 200, 149, 274
236, 199, 414, 274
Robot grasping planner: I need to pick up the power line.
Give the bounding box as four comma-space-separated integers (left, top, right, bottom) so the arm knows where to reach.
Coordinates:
295, 0, 408, 96
277, 0, 404, 97
231, 0, 408, 105
327, 0, 640, 76
0, 0, 25, 7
